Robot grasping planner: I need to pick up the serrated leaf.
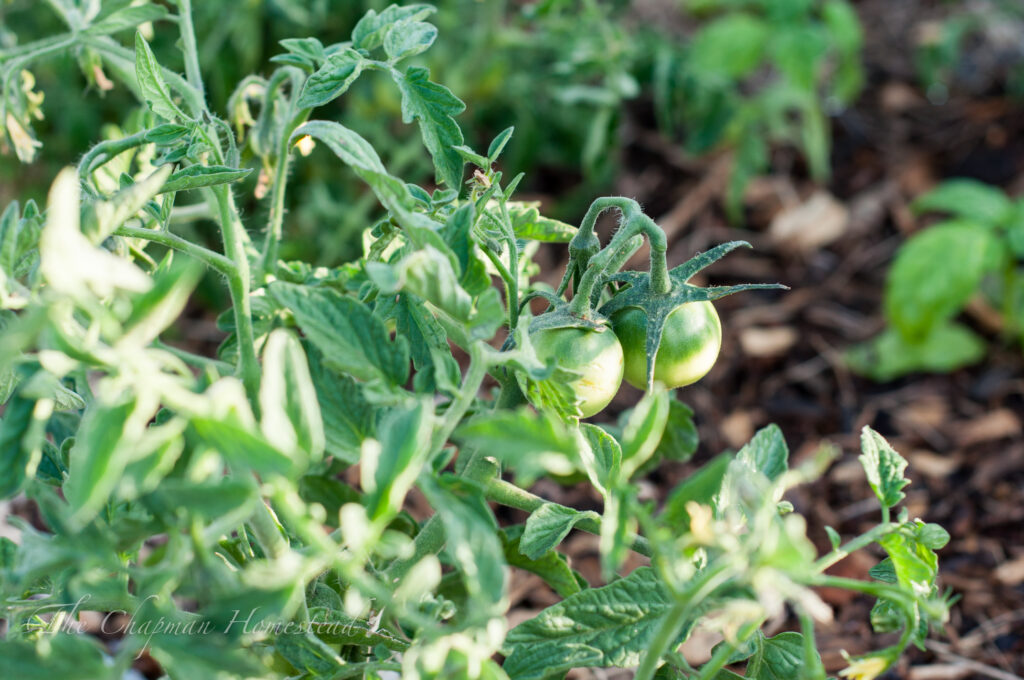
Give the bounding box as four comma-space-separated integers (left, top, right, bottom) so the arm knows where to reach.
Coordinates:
87, 5, 168, 35
869, 558, 897, 584
503, 567, 695, 679
279, 37, 326, 63
879, 527, 939, 591
368, 246, 502, 341
394, 66, 466, 189
291, 120, 415, 213
384, 20, 438, 60
306, 344, 377, 466
269, 282, 409, 387
135, 32, 186, 121
386, 294, 461, 395
161, 165, 252, 193
454, 408, 579, 486
520, 503, 599, 560
744, 632, 819, 680
736, 424, 789, 481
352, 4, 436, 50
859, 426, 910, 509
506, 201, 577, 243
297, 48, 365, 108
501, 526, 585, 598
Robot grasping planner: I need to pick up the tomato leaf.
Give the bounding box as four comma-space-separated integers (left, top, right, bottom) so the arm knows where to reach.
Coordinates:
296, 48, 365, 109
393, 66, 466, 190
269, 282, 410, 387
520, 503, 600, 560
134, 32, 187, 121
859, 426, 910, 510
503, 567, 697, 679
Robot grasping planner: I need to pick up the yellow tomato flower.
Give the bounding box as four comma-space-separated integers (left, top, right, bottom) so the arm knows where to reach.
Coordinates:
839, 655, 889, 680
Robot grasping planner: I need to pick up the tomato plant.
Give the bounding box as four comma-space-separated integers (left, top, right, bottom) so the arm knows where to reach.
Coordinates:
0, 3, 949, 680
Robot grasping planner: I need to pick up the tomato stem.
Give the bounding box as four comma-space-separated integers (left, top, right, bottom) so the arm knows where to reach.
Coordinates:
568, 198, 672, 315
174, 0, 206, 106
213, 186, 261, 401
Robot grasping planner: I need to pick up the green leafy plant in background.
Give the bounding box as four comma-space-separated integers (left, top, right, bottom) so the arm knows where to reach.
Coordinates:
2, 2, 947, 678
847, 179, 1024, 381
650, 0, 863, 219
2, 0, 864, 254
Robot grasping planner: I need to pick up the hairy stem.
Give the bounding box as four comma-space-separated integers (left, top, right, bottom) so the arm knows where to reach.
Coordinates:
213, 186, 260, 399
78, 131, 150, 186
260, 109, 310, 279
636, 565, 736, 680
813, 523, 896, 572
484, 478, 652, 557
635, 601, 689, 680
114, 224, 235, 276
173, 0, 206, 106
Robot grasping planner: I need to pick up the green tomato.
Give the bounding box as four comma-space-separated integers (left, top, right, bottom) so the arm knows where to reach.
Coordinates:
611, 300, 722, 389
528, 326, 624, 417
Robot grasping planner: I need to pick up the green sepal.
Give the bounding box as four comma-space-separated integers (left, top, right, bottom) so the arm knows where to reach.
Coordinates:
598, 242, 786, 389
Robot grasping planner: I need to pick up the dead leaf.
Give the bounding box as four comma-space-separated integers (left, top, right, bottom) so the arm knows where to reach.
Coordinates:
721, 411, 755, 450
769, 191, 848, 252
739, 326, 799, 358
994, 555, 1024, 586
954, 410, 1022, 447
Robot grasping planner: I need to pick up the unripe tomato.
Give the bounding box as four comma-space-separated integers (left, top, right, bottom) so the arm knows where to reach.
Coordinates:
528, 326, 624, 417
611, 300, 721, 389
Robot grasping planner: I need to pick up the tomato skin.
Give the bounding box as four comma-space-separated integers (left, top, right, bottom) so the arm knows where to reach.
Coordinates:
529, 326, 624, 417
611, 301, 722, 389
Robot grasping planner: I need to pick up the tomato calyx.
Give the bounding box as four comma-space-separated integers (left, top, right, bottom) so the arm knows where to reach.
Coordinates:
599, 241, 787, 390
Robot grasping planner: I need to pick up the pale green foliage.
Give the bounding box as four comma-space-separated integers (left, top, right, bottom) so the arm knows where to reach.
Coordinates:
0, 3, 945, 680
